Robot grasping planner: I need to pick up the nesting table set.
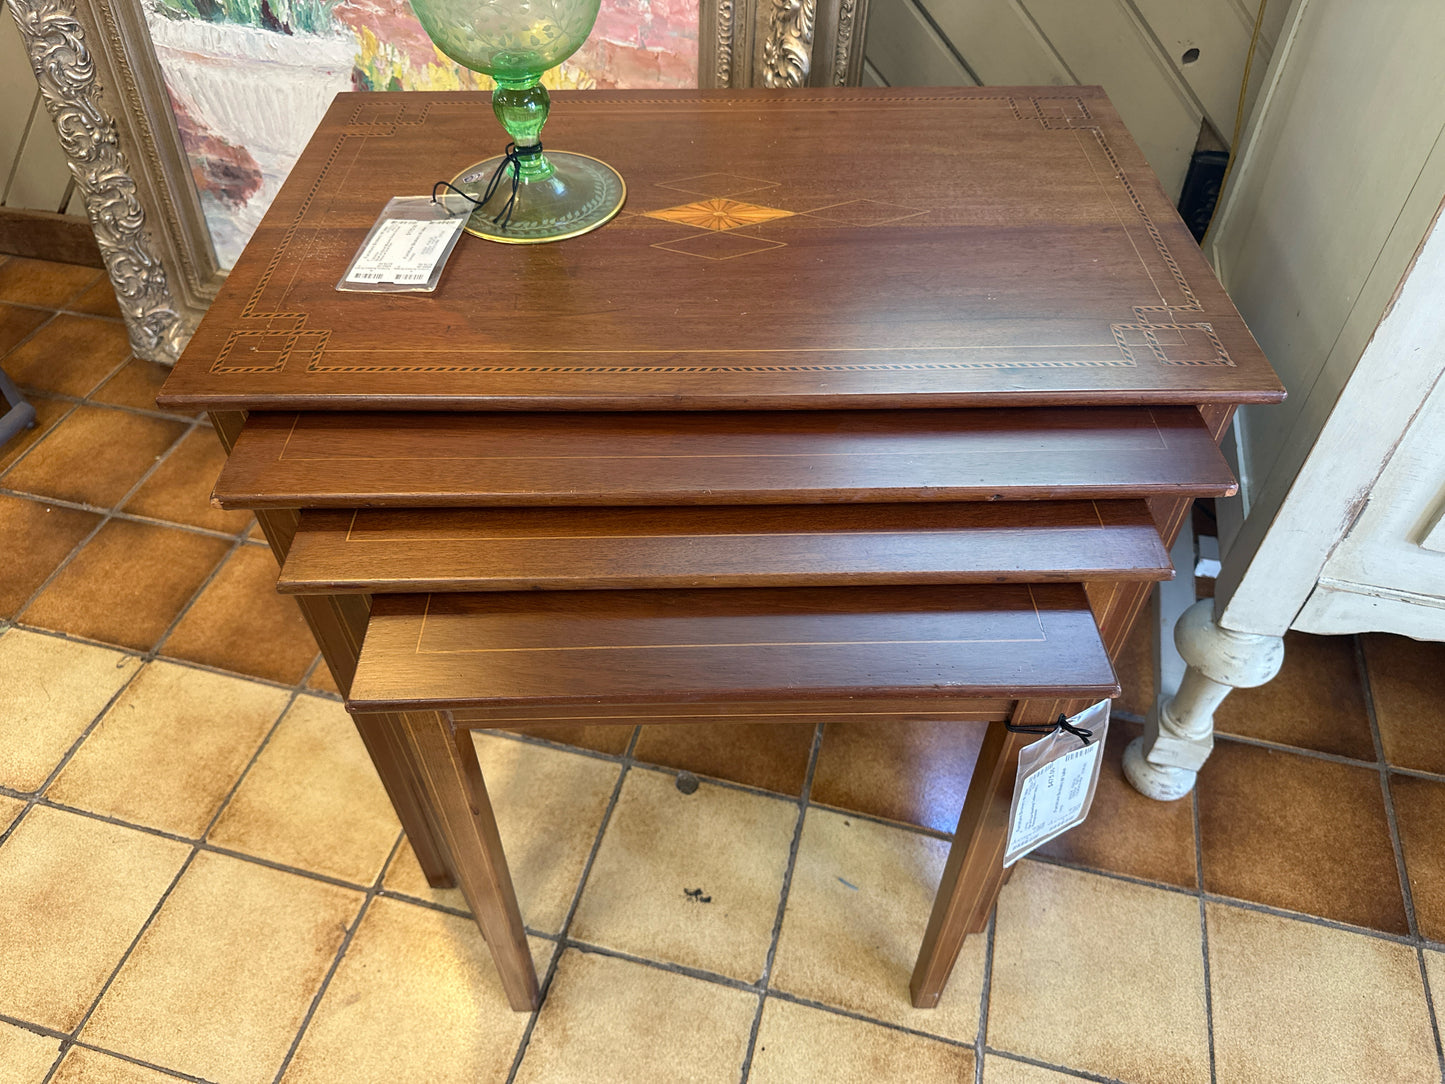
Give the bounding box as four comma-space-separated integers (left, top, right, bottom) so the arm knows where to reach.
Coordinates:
158, 87, 1282, 1012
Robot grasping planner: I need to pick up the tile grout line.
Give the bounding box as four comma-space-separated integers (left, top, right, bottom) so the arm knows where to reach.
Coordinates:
60, 1043, 212, 1082
7, 299, 127, 322
269, 832, 406, 1084
758, 986, 978, 1052
8, 414, 207, 623
1417, 943, 1445, 1084
493, 725, 959, 841
35, 679, 310, 1080
37, 850, 204, 1084
506, 933, 980, 1054
147, 529, 252, 659
1, 623, 313, 696
1025, 849, 1435, 947
0, 485, 259, 542
562, 938, 761, 993
503, 725, 641, 1083
1355, 639, 1445, 1078
4, 792, 383, 897
429, 726, 1445, 954
1206, 729, 1393, 773
0, 650, 147, 850
28, 638, 325, 1082
738, 719, 826, 1082
0, 307, 63, 388
981, 1047, 1130, 1083
973, 907, 997, 1084
1354, 635, 1421, 941
0, 1010, 215, 1081
1194, 784, 1218, 1084
0, 1012, 69, 1041
1389, 764, 1445, 786
0, 346, 136, 479
2, 383, 202, 425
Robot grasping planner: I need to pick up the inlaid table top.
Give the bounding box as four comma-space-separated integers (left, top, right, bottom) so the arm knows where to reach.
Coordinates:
158, 87, 1283, 413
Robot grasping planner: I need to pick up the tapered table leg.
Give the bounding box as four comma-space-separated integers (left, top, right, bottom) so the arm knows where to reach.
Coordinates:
209, 411, 457, 887
400, 712, 540, 1012
909, 699, 1060, 1008
275, 548, 457, 888
351, 709, 457, 887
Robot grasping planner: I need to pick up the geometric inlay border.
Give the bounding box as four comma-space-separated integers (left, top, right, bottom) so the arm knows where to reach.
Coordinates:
220, 94, 1237, 378
215, 328, 331, 374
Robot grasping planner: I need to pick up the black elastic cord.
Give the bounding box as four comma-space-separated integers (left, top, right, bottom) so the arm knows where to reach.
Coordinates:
431, 142, 543, 229
1004, 712, 1094, 745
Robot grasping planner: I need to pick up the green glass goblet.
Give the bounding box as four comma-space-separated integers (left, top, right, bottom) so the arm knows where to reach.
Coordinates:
410, 0, 625, 242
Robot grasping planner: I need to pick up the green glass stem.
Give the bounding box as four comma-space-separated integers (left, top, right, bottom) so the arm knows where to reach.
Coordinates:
493, 80, 556, 181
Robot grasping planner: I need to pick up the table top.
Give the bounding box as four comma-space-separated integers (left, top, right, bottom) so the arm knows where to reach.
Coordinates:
159, 87, 1282, 414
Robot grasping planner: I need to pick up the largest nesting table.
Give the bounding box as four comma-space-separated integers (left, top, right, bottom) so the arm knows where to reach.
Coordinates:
158, 87, 1282, 1013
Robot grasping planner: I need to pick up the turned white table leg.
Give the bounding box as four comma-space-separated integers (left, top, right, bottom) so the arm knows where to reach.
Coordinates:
1124, 598, 1285, 801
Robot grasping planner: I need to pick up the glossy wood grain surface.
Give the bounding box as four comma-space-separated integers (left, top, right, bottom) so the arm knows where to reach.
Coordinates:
278, 500, 1170, 593
214, 406, 1236, 509
347, 583, 1118, 712
446, 699, 1015, 727
157, 88, 1282, 413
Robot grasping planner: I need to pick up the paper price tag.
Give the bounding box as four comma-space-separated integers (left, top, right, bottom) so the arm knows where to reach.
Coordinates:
1003, 700, 1110, 866
337, 196, 469, 293
346, 218, 462, 284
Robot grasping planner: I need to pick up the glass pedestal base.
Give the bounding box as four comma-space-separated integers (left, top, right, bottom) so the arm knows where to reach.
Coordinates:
451, 151, 625, 243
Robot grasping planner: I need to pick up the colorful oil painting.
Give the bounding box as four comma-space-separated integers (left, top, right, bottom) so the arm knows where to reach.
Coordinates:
143, 0, 700, 267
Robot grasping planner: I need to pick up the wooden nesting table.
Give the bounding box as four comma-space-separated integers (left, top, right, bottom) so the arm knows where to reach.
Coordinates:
158, 86, 1282, 1013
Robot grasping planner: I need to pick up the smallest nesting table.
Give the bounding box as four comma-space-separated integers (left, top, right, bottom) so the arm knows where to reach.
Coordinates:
344, 584, 1119, 1010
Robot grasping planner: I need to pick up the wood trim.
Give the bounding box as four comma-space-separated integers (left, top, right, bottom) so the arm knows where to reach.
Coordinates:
0, 206, 102, 266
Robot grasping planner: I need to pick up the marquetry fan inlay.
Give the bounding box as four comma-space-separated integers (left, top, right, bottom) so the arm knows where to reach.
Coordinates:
645, 198, 796, 230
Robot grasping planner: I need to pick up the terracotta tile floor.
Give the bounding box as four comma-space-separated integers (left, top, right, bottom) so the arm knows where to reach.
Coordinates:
3, 256, 1444, 1082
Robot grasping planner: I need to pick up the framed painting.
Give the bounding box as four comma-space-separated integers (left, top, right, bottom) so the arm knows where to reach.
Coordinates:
5, 0, 868, 362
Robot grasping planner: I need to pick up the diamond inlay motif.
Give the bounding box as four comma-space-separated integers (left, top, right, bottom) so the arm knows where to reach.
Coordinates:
654, 172, 781, 198
645, 199, 796, 232
802, 199, 929, 227
652, 233, 788, 261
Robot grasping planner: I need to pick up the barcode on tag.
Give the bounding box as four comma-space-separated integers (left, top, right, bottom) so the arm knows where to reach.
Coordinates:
1006, 740, 1101, 854
345, 217, 463, 285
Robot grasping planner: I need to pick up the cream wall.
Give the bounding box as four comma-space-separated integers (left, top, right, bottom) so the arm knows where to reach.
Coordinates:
862, 0, 1292, 201
1, 13, 83, 217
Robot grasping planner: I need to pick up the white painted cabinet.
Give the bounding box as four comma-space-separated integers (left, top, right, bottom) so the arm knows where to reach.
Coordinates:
1295, 377, 1445, 638
1124, 0, 1445, 801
